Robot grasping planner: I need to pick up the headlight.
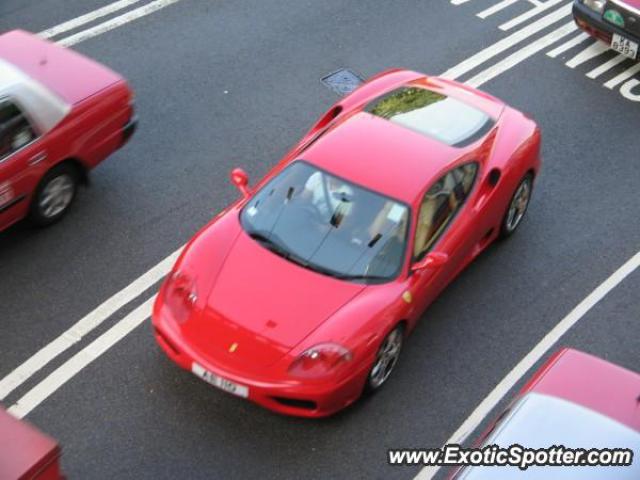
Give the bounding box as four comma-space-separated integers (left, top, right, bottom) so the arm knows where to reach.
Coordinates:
288, 343, 353, 379
583, 0, 606, 14
164, 270, 198, 324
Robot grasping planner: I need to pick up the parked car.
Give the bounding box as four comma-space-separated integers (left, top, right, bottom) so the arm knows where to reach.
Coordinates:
573, 0, 640, 61
451, 348, 640, 479
0, 29, 136, 232
152, 68, 541, 417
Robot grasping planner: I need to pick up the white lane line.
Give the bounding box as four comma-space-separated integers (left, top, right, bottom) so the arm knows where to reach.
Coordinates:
565, 40, 610, 68
466, 21, 576, 87
477, 0, 520, 19
57, 0, 184, 47
604, 62, 640, 89
546, 31, 589, 58
8, 297, 156, 419
499, 0, 566, 31
415, 249, 640, 480
0, 248, 181, 401
38, 0, 142, 39
586, 54, 628, 79
441, 2, 572, 80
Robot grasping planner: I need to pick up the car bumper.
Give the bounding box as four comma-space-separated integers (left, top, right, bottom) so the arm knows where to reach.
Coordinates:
151, 312, 371, 418
573, 1, 640, 49
122, 115, 138, 145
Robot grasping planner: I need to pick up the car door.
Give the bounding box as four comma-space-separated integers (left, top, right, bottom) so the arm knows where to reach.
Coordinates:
0, 98, 42, 231
407, 162, 482, 314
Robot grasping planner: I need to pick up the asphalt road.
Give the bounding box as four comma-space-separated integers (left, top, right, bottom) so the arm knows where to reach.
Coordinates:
1, 1, 639, 479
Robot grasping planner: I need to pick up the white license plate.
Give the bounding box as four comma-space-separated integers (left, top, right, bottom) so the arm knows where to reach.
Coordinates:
192, 363, 249, 398
611, 33, 638, 59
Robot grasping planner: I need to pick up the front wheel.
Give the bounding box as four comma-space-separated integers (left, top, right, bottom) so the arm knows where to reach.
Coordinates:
29, 164, 78, 226
499, 173, 533, 238
365, 324, 404, 393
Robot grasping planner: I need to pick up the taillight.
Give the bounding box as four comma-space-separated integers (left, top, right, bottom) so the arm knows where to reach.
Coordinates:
164, 270, 197, 324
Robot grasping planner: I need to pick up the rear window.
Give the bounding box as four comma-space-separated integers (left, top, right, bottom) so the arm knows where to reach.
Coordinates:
366, 87, 494, 147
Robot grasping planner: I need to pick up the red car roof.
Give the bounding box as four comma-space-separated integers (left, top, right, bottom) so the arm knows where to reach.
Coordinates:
524, 348, 640, 432
0, 30, 122, 105
303, 111, 467, 205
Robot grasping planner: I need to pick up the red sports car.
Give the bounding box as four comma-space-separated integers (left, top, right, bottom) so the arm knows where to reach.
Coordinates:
0, 30, 136, 232
573, 0, 640, 61
152, 69, 541, 417
451, 348, 640, 478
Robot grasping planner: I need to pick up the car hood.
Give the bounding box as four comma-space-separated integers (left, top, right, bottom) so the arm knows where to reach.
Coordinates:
181, 230, 366, 372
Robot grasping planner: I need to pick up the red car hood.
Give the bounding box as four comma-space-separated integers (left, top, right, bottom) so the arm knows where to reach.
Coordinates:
181, 231, 366, 372
0, 30, 122, 105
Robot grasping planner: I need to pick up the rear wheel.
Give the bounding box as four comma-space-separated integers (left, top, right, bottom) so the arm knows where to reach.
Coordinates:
365, 324, 404, 392
500, 173, 533, 238
29, 164, 78, 226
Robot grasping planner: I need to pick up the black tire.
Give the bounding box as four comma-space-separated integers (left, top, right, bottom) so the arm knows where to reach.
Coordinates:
29, 163, 78, 227
499, 173, 533, 239
365, 324, 405, 393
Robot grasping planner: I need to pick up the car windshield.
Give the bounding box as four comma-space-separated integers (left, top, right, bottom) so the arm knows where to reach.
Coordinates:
240, 161, 410, 283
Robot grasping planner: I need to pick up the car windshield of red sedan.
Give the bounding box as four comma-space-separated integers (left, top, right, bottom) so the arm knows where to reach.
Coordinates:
366, 86, 494, 147
240, 161, 409, 283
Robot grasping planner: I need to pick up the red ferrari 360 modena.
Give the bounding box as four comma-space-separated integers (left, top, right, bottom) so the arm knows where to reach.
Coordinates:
0, 30, 136, 232
152, 69, 542, 417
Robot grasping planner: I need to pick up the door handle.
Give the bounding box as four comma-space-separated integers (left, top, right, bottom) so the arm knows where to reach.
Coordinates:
28, 152, 47, 166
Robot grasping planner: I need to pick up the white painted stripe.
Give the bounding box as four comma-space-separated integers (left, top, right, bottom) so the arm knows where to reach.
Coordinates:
0, 248, 181, 401
546, 31, 589, 58
466, 22, 577, 87
477, 0, 520, 19
57, 0, 184, 47
8, 297, 156, 419
38, 0, 142, 39
565, 41, 610, 68
604, 62, 640, 89
451, 0, 473, 5
499, 0, 565, 31
441, 3, 572, 80
415, 249, 640, 480
586, 54, 628, 79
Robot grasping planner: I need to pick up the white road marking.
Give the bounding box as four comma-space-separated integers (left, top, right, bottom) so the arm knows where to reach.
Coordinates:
477, 0, 520, 19
8, 297, 156, 419
586, 54, 628, 79
441, 3, 572, 80
57, 0, 185, 47
604, 62, 640, 89
499, 0, 565, 31
565, 40, 610, 68
415, 249, 640, 480
466, 21, 577, 87
546, 31, 589, 58
0, 248, 181, 401
39, 0, 142, 39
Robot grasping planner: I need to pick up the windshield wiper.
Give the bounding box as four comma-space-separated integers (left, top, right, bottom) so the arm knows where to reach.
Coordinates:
248, 232, 291, 260
332, 273, 388, 281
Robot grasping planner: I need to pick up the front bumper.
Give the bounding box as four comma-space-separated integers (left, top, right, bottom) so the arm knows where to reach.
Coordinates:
573, 1, 640, 48
152, 311, 371, 418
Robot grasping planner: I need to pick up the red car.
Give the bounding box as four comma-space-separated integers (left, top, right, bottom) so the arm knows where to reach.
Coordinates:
451, 348, 640, 478
0, 30, 136, 232
573, 0, 640, 61
0, 407, 64, 480
152, 69, 541, 417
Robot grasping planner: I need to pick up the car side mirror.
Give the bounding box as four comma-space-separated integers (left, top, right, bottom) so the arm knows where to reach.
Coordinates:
230, 168, 250, 198
411, 252, 449, 272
